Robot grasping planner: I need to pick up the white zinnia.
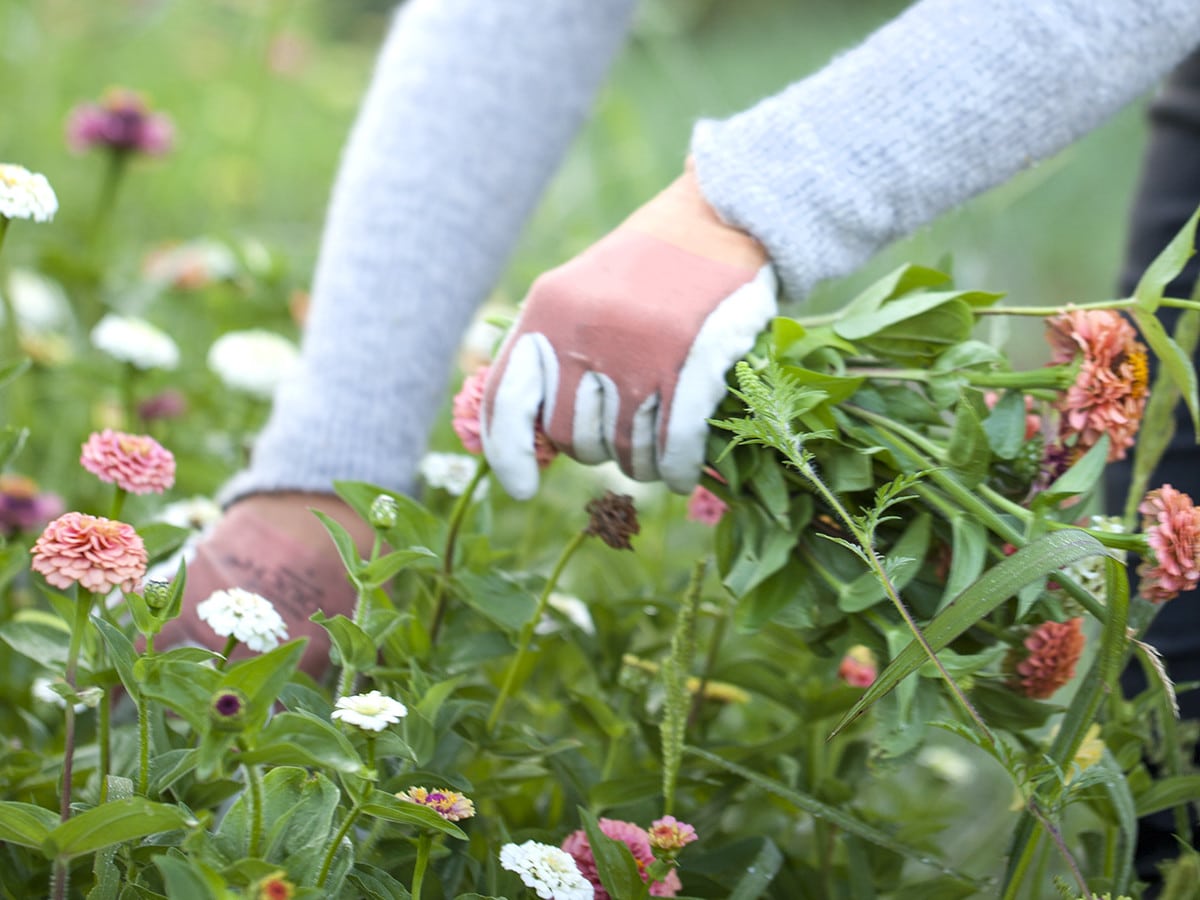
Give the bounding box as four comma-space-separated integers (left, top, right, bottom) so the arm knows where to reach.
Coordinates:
157, 496, 223, 532
0, 269, 72, 333
535, 592, 596, 636
0, 163, 58, 222
418, 452, 487, 498
207, 329, 299, 399
499, 841, 593, 900
330, 690, 408, 732
91, 313, 180, 370
196, 587, 288, 653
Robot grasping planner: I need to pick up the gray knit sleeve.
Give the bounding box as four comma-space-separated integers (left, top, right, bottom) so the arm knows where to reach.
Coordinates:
692, 0, 1200, 301
222, 0, 637, 501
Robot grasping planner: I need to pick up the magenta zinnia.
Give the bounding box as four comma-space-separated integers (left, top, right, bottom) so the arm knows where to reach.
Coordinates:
0, 474, 63, 537
1010, 618, 1085, 699
686, 485, 728, 526
80, 429, 176, 494
647, 816, 698, 854
397, 786, 475, 822
1138, 484, 1200, 603
562, 817, 682, 898
31, 512, 147, 593
1045, 309, 1149, 462
66, 88, 174, 156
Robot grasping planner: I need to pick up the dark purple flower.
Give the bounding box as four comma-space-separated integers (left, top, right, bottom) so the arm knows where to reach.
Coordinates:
0, 475, 64, 537
66, 89, 174, 156
137, 389, 188, 422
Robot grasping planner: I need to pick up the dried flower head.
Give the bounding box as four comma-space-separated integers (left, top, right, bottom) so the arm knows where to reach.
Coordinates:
0, 163, 58, 222
66, 88, 174, 156
647, 816, 698, 854
91, 314, 180, 371
499, 840, 593, 900
0, 474, 63, 537
207, 329, 299, 399
81, 429, 176, 494
837, 645, 878, 688
1010, 618, 1085, 699
397, 786, 476, 821
585, 492, 640, 550
196, 588, 288, 653
1046, 309, 1149, 462
31, 512, 147, 593
562, 818, 682, 899
1138, 484, 1200, 603
686, 485, 728, 526
331, 690, 408, 732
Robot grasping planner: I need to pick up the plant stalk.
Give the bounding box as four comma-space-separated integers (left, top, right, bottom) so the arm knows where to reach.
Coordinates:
429, 458, 489, 646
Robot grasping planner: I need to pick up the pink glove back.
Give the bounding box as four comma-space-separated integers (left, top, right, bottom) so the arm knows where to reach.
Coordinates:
482, 229, 776, 498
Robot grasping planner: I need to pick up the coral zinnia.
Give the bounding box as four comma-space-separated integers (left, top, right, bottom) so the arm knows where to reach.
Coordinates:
1045, 309, 1149, 462
686, 485, 728, 526
453, 365, 557, 466
31, 512, 147, 593
1010, 618, 1085, 699
562, 818, 682, 899
1138, 484, 1200, 603
81, 429, 176, 494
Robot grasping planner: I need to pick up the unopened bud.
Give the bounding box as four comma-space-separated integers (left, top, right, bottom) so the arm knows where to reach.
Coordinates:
368, 494, 398, 530
143, 579, 172, 610
208, 688, 248, 732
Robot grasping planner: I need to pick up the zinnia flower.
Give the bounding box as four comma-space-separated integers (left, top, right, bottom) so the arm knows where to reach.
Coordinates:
499, 840, 593, 900
397, 786, 475, 821
331, 690, 407, 732
1046, 309, 1148, 462
142, 238, 237, 290
686, 485, 727, 526
562, 818, 682, 899
90, 314, 180, 370
255, 871, 295, 900
207, 329, 299, 399
584, 492, 640, 550
66, 88, 174, 156
647, 816, 698, 854
0, 268, 72, 334
196, 587, 288, 653
80, 429, 176, 494
453, 365, 557, 466
1138, 484, 1200, 603
418, 451, 487, 498
0, 163, 58, 223
1010, 618, 1085, 699
31, 512, 147, 593
837, 645, 878, 688
137, 389, 188, 422
0, 474, 63, 537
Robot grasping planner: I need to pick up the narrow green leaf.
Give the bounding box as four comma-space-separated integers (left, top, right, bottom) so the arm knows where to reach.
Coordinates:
310, 611, 376, 671
220, 639, 306, 729
239, 711, 364, 773
833, 529, 1106, 736
358, 547, 438, 589
1032, 435, 1110, 509
939, 515, 987, 612
0, 424, 29, 470
578, 806, 650, 900
0, 801, 58, 850
1132, 204, 1200, 311
1131, 308, 1200, 433
44, 798, 195, 860
1134, 775, 1200, 817
136, 523, 190, 565
946, 398, 990, 488
362, 790, 468, 840
311, 509, 364, 578
837, 513, 930, 613
727, 838, 783, 900
0, 356, 31, 390
837, 264, 951, 320
93, 616, 140, 699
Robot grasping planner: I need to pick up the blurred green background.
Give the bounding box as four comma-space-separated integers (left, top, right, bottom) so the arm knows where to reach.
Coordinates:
0, 0, 1153, 363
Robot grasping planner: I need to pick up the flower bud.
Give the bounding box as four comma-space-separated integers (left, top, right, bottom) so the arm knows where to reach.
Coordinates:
368, 494, 398, 530
143, 579, 172, 610
208, 688, 248, 732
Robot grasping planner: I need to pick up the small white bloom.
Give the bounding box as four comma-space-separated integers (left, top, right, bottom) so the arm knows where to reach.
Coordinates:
196, 587, 288, 653
0, 163, 58, 222
207, 329, 299, 399
142, 238, 239, 288
917, 745, 974, 785
91, 313, 180, 370
331, 690, 408, 732
0, 269, 72, 333
535, 592, 595, 636
31, 677, 100, 712
499, 840, 593, 900
419, 452, 487, 498
157, 496, 223, 532
1063, 515, 1127, 599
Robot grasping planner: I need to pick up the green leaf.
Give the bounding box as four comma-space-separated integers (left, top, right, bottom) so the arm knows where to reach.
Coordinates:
310, 611, 376, 671
0, 614, 71, 667
837, 264, 952, 321
239, 711, 364, 774
153, 851, 225, 899
362, 790, 468, 840
220, 639, 306, 729
358, 547, 439, 589
686, 747, 980, 884
1032, 435, 1110, 509
939, 514, 987, 612
719, 503, 800, 599
1132, 204, 1200, 311
773, 322, 857, 361
0, 424, 29, 470
0, 801, 58, 849
334, 480, 443, 551
932, 340, 1007, 374
982, 391, 1028, 460
93, 616, 140, 699
311, 510, 364, 578
862, 299, 979, 365
455, 570, 537, 633
578, 806, 650, 900
837, 513, 930, 613
44, 798, 195, 860
727, 838, 783, 900
137, 655, 222, 732
946, 397, 990, 488
835, 290, 996, 341
136, 523, 190, 565
1131, 308, 1200, 434
833, 529, 1106, 736
1134, 774, 1200, 817
0, 356, 31, 390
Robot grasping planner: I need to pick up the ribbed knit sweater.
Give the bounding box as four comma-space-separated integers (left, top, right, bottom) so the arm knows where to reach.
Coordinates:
222, 0, 1200, 502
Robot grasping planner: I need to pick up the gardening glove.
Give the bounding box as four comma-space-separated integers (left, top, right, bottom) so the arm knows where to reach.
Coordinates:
481, 163, 777, 499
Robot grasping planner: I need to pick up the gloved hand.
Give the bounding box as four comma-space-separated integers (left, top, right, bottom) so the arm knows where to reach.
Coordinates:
481, 162, 777, 499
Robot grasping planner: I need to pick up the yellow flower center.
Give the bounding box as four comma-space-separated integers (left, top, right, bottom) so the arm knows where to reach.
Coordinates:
1127, 349, 1149, 399
118, 435, 153, 457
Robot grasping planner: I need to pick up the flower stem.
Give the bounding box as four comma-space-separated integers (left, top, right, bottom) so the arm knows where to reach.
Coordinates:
973, 298, 1137, 317
411, 832, 433, 900
246, 764, 265, 858
137, 690, 151, 796
486, 529, 588, 733
429, 458, 490, 646
216, 635, 238, 670
60, 592, 93, 822
337, 534, 383, 701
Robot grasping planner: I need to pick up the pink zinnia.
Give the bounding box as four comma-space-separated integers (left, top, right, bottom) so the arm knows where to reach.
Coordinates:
452, 365, 558, 467
66, 88, 174, 156
686, 485, 728, 526
1045, 309, 1149, 462
397, 786, 475, 822
1011, 618, 1085, 699
562, 818, 682, 899
81, 429, 176, 494
31, 512, 147, 593
1138, 485, 1200, 603
647, 816, 698, 853
838, 645, 878, 688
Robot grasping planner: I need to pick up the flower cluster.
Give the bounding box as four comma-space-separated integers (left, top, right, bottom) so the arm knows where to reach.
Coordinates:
31, 512, 147, 593
81, 430, 176, 494
1010, 618, 1085, 699
0, 163, 58, 223
331, 690, 407, 732
397, 786, 475, 821
1138, 484, 1200, 603
499, 840, 593, 900
66, 88, 174, 156
561, 817, 688, 898
195, 588, 288, 653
